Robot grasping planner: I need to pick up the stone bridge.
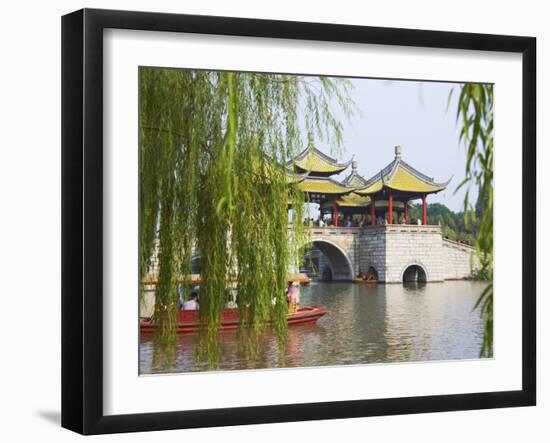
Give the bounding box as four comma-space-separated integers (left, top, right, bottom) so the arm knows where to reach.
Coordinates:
300, 225, 477, 283
302, 226, 362, 281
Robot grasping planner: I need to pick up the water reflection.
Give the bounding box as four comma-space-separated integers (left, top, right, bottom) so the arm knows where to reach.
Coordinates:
140, 280, 487, 374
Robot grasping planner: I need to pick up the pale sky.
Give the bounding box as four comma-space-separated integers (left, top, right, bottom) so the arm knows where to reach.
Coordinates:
306, 77, 474, 212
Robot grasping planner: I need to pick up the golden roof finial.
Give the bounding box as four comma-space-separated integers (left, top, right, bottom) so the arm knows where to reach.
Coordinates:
307, 131, 314, 149
395, 145, 402, 159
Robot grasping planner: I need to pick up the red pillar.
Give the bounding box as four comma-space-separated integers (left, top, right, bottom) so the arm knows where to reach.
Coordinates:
371, 199, 375, 225
388, 192, 393, 225
422, 194, 427, 225
333, 201, 339, 227
405, 201, 408, 224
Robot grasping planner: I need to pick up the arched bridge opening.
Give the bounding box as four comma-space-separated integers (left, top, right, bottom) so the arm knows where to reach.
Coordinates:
402, 264, 427, 283
304, 239, 354, 282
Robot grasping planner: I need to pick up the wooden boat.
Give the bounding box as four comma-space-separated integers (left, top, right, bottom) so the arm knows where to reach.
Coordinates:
354, 277, 377, 283
140, 305, 328, 334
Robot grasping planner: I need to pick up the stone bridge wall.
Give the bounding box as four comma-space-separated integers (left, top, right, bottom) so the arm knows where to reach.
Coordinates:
442, 239, 478, 280
381, 225, 446, 283
146, 226, 479, 287
358, 226, 386, 281
308, 226, 360, 280
305, 224, 477, 283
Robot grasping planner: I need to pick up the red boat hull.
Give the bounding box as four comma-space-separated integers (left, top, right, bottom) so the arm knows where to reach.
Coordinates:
140, 305, 328, 334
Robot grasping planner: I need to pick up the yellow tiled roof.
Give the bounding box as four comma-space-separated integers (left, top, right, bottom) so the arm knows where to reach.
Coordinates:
386, 164, 447, 193
336, 195, 372, 207
342, 161, 369, 188
248, 155, 309, 185
297, 177, 353, 195
355, 159, 449, 196
286, 171, 309, 184
294, 154, 346, 173
354, 179, 383, 195
290, 144, 449, 198
291, 145, 352, 175
346, 175, 367, 187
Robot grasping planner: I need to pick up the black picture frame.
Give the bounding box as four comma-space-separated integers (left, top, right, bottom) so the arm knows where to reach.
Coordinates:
62, 8, 536, 435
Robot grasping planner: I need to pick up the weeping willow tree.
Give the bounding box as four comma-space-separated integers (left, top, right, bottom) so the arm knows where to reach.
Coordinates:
453, 83, 494, 357
140, 68, 353, 368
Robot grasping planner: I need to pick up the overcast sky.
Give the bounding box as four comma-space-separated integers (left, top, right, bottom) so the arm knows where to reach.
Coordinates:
307, 77, 474, 213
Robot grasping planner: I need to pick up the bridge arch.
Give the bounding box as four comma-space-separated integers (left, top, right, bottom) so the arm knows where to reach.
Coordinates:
401, 262, 428, 283
306, 238, 354, 281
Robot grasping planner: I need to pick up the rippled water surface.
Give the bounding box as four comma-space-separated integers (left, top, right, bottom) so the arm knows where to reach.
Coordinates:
140, 280, 487, 374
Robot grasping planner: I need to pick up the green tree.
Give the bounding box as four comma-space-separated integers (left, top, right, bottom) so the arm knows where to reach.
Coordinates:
140, 68, 353, 368
454, 84, 494, 357
475, 182, 486, 221
408, 203, 477, 244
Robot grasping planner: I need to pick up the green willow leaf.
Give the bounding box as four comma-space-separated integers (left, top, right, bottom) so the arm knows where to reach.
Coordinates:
454, 83, 494, 358
139, 68, 353, 368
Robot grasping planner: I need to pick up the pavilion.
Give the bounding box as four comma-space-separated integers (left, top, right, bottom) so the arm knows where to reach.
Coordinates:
354, 145, 451, 225
288, 141, 450, 226
288, 137, 356, 226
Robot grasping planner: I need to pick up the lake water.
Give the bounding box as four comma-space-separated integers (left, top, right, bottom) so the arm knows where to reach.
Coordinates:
140, 280, 487, 374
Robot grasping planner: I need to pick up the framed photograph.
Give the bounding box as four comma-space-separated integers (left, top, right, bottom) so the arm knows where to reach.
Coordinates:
62, 8, 536, 435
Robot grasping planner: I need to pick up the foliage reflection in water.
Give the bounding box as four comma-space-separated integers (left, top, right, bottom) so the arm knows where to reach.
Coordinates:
139, 280, 486, 374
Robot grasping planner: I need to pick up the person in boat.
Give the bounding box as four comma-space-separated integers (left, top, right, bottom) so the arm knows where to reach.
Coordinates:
182, 292, 199, 310
286, 281, 299, 314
